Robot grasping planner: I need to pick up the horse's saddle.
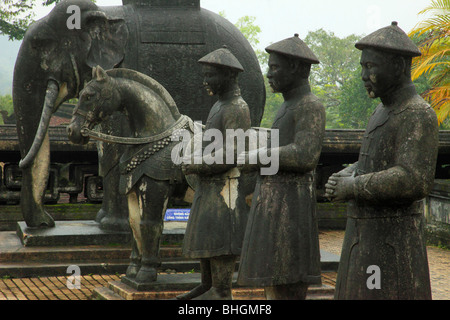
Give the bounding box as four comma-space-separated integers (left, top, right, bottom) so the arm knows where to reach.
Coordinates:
118, 139, 185, 194
118, 118, 196, 194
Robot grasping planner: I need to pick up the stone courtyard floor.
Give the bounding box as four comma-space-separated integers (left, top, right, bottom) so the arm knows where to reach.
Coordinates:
0, 230, 448, 300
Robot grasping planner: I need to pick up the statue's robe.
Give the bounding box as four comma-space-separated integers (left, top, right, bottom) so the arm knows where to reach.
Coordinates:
238, 84, 326, 287
335, 85, 438, 300
182, 88, 252, 258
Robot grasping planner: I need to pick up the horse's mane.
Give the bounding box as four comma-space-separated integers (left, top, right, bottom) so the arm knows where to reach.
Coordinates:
106, 68, 181, 119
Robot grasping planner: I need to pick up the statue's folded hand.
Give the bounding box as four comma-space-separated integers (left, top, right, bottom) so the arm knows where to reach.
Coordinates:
325, 175, 355, 202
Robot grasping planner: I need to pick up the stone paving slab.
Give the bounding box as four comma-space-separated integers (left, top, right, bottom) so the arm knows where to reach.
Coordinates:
0, 230, 448, 300
0, 222, 340, 278
0, 273, 337, 301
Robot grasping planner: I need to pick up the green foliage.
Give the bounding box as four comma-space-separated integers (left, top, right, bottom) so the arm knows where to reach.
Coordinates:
230, 16, 378, 129
0, 0, 36, 40
234, 15, 269, 73
336, 68, 379, 129
305, 29, 361, 88
260, 77, 283, 128
220, 11, 268, 73
0, 94, 13, 124
234, 15, 261, 49
408, 0, 450, 124
232, 12, 444, 130
223, 12, 278, 128
304, 29, 373, 129
0, 0, 75, 40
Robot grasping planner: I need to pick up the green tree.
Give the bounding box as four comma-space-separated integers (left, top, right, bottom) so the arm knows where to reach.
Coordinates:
260, 78, 283, 128
234, 15, 269, 75
234, 15, 261, 49
0, 0, 65, 40
304, 29, 365, 128
221, 12, 276, 128
0, 94, 13, 124
337, 68, 379, 128
305, 29, 361, 88
337, 67, 433, 130
231, 21, 377, 129
335, 28, 439, 130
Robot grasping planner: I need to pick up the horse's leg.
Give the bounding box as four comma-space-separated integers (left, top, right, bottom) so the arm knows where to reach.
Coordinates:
135, 177, 173, 283
125, 190, 142, 278
126, 240, 141, 278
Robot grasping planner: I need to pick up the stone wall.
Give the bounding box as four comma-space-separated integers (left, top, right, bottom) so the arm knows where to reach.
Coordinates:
424, 180, 450, 247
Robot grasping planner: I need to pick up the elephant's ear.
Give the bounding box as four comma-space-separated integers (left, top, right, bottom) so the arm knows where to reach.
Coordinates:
84, 11, 129, 70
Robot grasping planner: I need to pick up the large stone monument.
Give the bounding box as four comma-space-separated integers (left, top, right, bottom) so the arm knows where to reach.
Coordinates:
237, 34, 326, 300
12, 0, 265, 231
179, 47, 252, 300
325, 22, 439, 300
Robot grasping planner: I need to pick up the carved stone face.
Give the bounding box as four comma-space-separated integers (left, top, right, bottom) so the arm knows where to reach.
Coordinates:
360, 48, 400, 99
267, 53, 295, 94
201, 64, 226, 96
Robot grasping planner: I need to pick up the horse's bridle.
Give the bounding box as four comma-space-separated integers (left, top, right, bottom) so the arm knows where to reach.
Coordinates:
72, 103, 101, 138
72, 82, 115, 138
74, 110, 192, 145
72, 79, 192, 145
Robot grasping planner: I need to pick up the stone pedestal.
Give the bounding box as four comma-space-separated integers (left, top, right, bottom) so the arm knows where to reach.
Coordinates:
16, 220, 131, 247
121, 273, 203, 292
93, 273, 336, 300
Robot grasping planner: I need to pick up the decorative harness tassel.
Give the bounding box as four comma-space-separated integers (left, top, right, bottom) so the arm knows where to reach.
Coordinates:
80, 114, 191, 145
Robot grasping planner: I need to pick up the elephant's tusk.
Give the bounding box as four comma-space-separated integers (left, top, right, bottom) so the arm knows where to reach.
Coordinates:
19, 80, 60, 169
70, 53, 81, 97
53, 82, 68, 113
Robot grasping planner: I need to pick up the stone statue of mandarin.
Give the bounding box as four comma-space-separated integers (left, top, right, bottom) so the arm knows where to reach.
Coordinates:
237, 34, 326, 300
179, 47, 252, 300
325, 22, 439, 300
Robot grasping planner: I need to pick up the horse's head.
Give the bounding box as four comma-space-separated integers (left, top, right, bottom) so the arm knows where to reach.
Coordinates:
67, 66, 119, 145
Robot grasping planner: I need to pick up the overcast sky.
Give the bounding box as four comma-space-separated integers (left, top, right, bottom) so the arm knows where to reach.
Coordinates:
32, 0, 431, 50
202, 0, 431, 46
32, 0, 432, 50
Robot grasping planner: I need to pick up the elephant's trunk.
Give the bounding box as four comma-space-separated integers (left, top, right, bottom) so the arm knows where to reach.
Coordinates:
18, 80, 61, 169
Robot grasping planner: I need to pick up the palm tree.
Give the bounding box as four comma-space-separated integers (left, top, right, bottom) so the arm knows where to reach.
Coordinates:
408, 0, 449, 124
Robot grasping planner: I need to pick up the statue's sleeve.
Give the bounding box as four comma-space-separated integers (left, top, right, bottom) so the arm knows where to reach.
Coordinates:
353, 106, 438, 205
277, 100, 326, 173
195, 101, 251, 175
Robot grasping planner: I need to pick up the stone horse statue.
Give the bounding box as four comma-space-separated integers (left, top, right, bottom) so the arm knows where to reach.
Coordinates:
67, 66, 195, 283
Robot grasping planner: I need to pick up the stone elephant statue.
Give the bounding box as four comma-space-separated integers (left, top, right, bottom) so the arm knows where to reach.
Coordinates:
13, 0, 265, 230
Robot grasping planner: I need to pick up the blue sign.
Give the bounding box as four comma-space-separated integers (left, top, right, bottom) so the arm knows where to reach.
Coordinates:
164, 209, 190, 221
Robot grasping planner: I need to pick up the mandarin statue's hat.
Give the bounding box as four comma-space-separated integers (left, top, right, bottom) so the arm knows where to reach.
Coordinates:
265, 33, 320, 64
198, 45, 244, 72
355, 21, 421, 57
